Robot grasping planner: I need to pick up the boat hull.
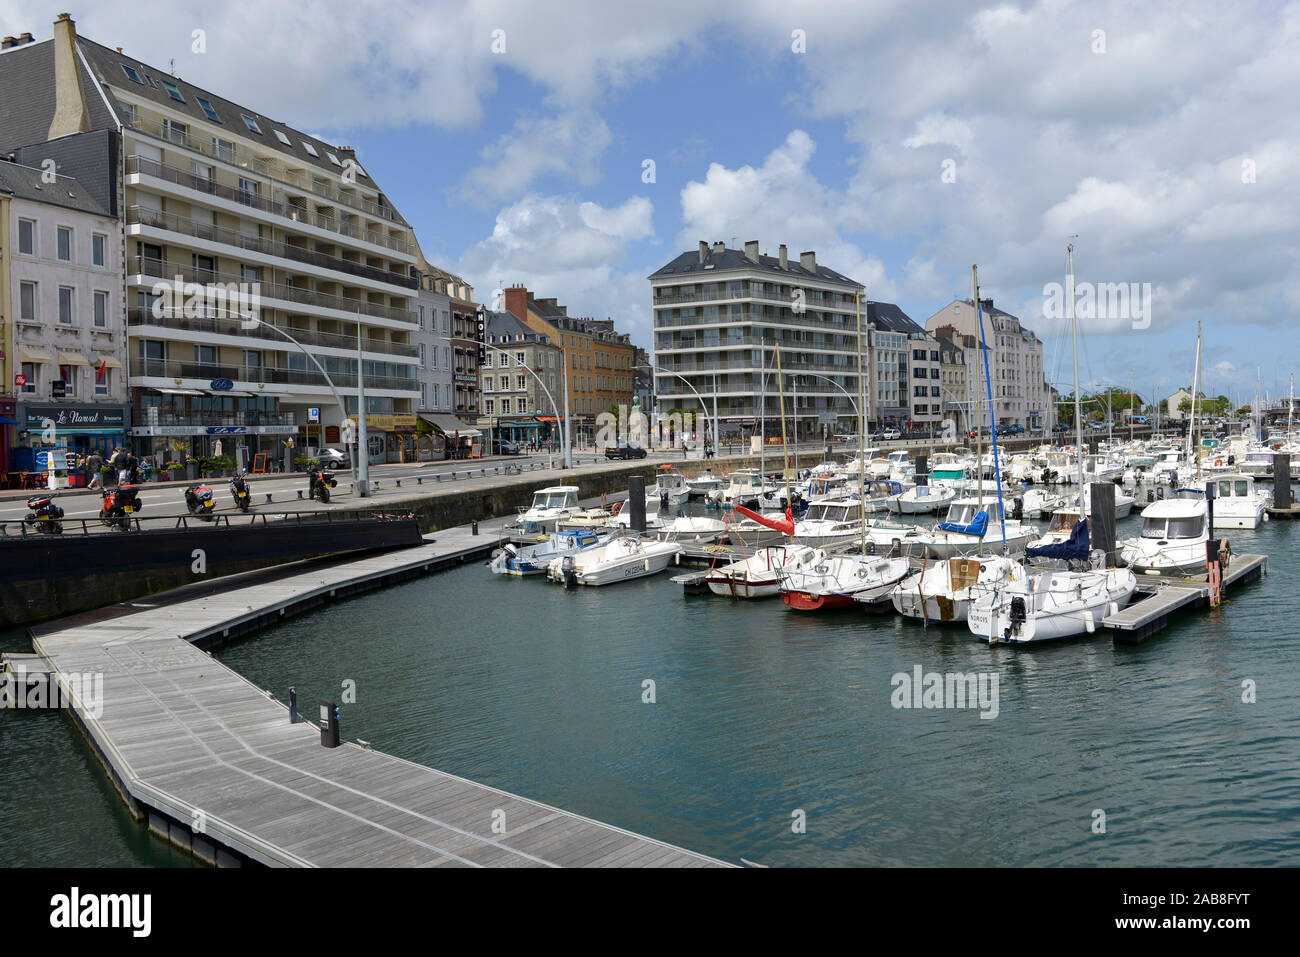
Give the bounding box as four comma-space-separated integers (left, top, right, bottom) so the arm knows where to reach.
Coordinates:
782, 590, 858, 611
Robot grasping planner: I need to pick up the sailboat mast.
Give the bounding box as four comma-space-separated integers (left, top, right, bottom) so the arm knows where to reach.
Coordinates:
856, 289, 867, 554
759, 345, 767, 478
1130, 371, 1135, 443
1069, 244, 1085, 492
775, 343, 792, 509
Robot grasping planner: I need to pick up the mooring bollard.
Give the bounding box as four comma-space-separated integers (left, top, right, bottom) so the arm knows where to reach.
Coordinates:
289, 687, 299, 724
472, 520, 479, 535
396, 479, 401, 487
297, 489, 304, 499
265, 493, 273, 504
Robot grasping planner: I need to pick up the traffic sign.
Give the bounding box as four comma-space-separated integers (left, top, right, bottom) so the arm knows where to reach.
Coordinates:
308, 407, 320, 423
14, 374, 26, 387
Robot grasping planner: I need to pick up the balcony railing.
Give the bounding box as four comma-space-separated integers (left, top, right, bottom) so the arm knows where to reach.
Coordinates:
127, 307, 418, 358
129, 255, 417, 325
654, 289, 858, 308
127, 154, 414, 255
131, 357, 418, 392
133, 408, 298, 427
127, 206, 416, 290
653, 310, 863, 331
127, 116, 402, 224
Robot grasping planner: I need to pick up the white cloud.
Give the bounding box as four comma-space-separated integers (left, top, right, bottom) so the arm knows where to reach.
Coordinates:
459, 111, 612, 203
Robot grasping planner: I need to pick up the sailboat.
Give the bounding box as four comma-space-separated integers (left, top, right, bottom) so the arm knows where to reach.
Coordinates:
969, 244, 1138, 642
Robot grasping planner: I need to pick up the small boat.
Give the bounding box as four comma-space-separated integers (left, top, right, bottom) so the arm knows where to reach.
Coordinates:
513, 485, 580, 536
1117, 497, 1210, 577
659, 516, 727, 543
791, 498, 870, 548
1020, 487, 1069, 519
686, 470, 724, 498
891, 554, 1026, 623
887, 483, 957, 515
858, 479, 907, 513
490, 529, 610, 576
1206, 473, 1270, 529
560, 507, 618, 529
545, 536, 682, 586
655, 468, 690, 508
969, 566, 1138, 643
781, 552, 911, 610
705, 545, 817, 598
914, 498, 1036, 558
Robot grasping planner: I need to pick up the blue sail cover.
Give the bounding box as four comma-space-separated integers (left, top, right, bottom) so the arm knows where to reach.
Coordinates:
938, 510, 989, 537
1026, 519, 1090, 562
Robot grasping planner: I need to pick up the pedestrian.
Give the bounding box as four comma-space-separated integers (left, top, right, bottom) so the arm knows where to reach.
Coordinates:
125, 449, 140, 484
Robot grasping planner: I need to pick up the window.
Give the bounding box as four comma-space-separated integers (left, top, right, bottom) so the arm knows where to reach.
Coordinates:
485, 376, 494, 392
195, 96, 220, 121
145, 74, 158, 89
163, 117, 188, 144
20, 362, 36, 393
419, 343, 426, 367
191, 159, 214, 191
419, 382, 427, 408
212, 137, 236, 163
121, 64, 143, 83
485, 399, 495, 415
516, 352, 525, 367
18, 219, 35, 255
517, 376, 526, 391
302, 141, 318, 157
96, 367, 110, 397
517, 397, 526, 413
501, 399, 511, 414
241, 114, 263, 134
92, 233, 106, 266
273, 129, 291, 145
237, 177, 259, 205
57, 226, 72, 261
161, 80, 185, 102
326, 152, 342, 166
120, 101, 135, 125
195, 345, 217, 366
430, 348, 437, 369
59, 287, 74, 324
94, 291, 109, 328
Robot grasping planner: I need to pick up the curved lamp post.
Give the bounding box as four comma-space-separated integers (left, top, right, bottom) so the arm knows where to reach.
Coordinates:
641, 362, 717, 453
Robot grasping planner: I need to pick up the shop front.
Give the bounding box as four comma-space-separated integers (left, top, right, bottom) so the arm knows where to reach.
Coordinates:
417, 412, 482, 460
132, 391, 295, 471
12, 404, 129, 481
342, 414, 418, 463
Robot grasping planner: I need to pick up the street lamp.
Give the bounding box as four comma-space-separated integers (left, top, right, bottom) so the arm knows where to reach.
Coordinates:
640, 362, 716, 454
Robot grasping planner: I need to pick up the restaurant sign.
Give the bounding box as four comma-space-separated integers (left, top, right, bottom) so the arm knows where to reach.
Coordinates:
24, 405, 126, 430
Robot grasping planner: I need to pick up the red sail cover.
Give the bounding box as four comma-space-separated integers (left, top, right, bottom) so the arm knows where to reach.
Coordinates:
734, 504, 795, 535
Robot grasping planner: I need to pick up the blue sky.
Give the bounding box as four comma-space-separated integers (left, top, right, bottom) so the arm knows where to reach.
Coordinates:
8, 0, 1299, 405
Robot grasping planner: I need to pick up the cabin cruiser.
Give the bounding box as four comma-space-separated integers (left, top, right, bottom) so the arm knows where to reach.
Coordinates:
705, 545, 818, 599
514, 486, 580, 535
1020, 487, 1069, 519
887, 483, 958, 515
914, 498, 1036, 558
490, 528, 610, 576
857, 479, 907, 513
685, 470, 724, 498
781, 551, 911, 610
545, 535, 681, 586
891, 554, 1026, 623
929, 452, 971, 487
1206, 474, 1270, 529
707, 469, 773, 509
969, 565, 1138, 643
1117, 498, 1210, 576
655, 469, 690, 508
791, 498, 871, 548
658, 515, 727, 543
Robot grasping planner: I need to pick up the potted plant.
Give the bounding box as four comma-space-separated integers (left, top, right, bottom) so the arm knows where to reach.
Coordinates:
162, 462, 183, 482
293, 456, 320, 472
184, 457, 200, 481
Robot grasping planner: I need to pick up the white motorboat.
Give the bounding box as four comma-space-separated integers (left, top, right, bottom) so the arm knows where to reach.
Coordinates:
1206, 473, 1270, 529
781, 552, 911, 610
887, 483, 957, 515
1118, 497, 1211, 577
490, 528, 611, 576
545, 536, 681, 586
1020, 487, 1069, 519
685, 470, 724, 498
890, 554, 1026, 623
791, 498, 870, 548
705, 544, 818, 598
659, 516, 727, 543
856, 479, 908, 513
707, 469, 773, 509
968, 566, 1138, 643
514, 485, 580, 536
655, 469, 690, 508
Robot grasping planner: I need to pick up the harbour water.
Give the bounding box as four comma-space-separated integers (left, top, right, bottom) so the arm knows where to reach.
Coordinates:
3, 503, 1298, 867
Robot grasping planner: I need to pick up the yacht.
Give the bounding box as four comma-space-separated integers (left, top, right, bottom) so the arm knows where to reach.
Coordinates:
891, 554, 1026, 623
545, 536, 681, 586
1206, 473, 1270, 529
968, 565, 1138, 643
685, 470, 723, 499
490, 528, 610, 576
887, 483, 958, 515
655, 469, 691, 508
1118, 498, 1210, 577
705, 545, 818, 599
915, 498, 1036, 558
514, 486, 580, 535
791, 498, 870, 548
781, 552, 911, 610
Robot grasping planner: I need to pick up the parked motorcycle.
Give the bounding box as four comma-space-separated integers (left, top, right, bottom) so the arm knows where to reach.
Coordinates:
308, 466, 337, 504
230, 472, 252, 512
99, 484, 142, 531
183, 484, 217, 521
25, 494, 65, 534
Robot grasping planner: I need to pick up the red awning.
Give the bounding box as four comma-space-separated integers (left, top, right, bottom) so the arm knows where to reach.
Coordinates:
534, 415, 558, 422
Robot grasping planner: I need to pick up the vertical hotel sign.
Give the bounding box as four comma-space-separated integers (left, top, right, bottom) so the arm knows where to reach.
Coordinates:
475, 305, 486, 363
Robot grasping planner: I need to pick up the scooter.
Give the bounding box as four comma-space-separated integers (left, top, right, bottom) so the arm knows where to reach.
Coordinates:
99, 484, 142, 531
183, 484, 217, 521
230, 472, 252, 512
308, 466, 336, 503
25, 494, 65, 534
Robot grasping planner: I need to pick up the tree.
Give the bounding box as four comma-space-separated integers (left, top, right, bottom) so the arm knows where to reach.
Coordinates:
1237, 405, 1252, 417
1178, 397, 1193, 416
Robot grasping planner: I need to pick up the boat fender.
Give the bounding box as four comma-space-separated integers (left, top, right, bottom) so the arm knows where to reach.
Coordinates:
1108, 601, 1118, 618
857, 566, 867, 579
610, 501, 623, 515
1084, 610, 1096, 633
1215, 458, 1223, 467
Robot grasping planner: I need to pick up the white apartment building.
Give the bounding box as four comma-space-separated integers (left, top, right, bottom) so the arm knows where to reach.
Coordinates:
907, 332, 943, 435
649, 241, 867, 441
2, 15, 422, 465
414, 270, 453, 417
924, 298, 1051, 431
864, 301, 926, 432
4, 159, 129, 459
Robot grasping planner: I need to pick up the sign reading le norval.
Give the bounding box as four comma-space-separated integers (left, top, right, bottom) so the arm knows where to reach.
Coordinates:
24, 406, 126, 429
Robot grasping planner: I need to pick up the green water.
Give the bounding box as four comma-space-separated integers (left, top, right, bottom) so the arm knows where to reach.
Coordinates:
4, 506, 1298, 866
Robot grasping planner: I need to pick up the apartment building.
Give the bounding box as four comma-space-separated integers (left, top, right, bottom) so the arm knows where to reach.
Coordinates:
924, 298, 1051, 431
413, 269, 453, 415
420, 264, 481, 427
0, 14, 422, 467
2, 157, 128, 465
906, 332, 943, 435
648, 241, 866, 442
503, 285, 635, 444
862, 301, 923, 432
478, 310, 563, 447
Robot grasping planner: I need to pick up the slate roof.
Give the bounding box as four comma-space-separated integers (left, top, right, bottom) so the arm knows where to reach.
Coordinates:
486, 310, 553, 345
0, 38, 117, 152
0, 159, 112, 217
865, 301, 923, 335
648, 244, 859, 286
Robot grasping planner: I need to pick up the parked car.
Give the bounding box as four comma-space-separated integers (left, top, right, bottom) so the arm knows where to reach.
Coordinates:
604, 444, 647, 460
879, 428, 901, 440
318, 447, 351, 469
1052, 423, 1070, 432
492, 439, 521, 455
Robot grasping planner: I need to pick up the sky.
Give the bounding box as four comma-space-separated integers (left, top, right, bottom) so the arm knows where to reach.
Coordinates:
5, 0, 1299, 405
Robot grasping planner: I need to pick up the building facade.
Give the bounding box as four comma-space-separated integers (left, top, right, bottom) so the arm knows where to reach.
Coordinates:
648, 241, 866, 443
2, 158, 130, 468
0, 14, 423, 470
924, 298, 1051, 431
933, 324, 973, 438
478, 310, 563, 447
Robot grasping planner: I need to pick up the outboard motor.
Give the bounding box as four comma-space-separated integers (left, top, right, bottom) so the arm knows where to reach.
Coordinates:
560, 554, 578, 589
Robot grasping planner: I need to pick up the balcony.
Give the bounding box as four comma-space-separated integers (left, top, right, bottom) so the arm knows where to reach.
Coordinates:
127, 206, 416, 290
129, 255, 417, 325
127, 155, 414, 255
127, 308, 418, 359
653, 309, 863, 332
132, 357, 418, 392
133, 408, 298, 427
126, 116, 402, 224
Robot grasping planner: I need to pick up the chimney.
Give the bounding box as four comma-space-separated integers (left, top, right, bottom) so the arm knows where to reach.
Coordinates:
779, 244, 788, 269
712, 241, 724, 255
48, 14, 91, 141
800, 250, 816, 272
744, 240, 760, 263
698, 240, 707, 264
1, 38, 16, 50
19, 32, 33, 43
980, 298, 994, 313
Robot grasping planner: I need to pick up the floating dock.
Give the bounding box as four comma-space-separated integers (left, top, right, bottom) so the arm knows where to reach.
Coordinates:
26, 515, 728, 868
1104, 554, 1268, 644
